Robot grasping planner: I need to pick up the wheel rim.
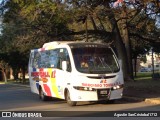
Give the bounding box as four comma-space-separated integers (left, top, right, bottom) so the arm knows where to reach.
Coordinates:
67, 91, 71, 103
66, 90, 76, 106
40, 89, 44, 99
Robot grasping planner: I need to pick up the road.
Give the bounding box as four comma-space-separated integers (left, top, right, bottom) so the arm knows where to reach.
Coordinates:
0, 84, 160, 119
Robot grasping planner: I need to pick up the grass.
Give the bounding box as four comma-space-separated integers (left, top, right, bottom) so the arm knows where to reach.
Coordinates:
0, 81, 5, 84
134, 71, 160, 80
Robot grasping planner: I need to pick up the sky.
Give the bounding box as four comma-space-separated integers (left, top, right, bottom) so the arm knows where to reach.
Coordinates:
113, 0, 160, 29
146, 2, 160, 29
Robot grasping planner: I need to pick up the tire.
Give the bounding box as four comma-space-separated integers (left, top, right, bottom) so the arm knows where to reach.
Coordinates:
66, 90, 77, 106
39, 88, 48, 101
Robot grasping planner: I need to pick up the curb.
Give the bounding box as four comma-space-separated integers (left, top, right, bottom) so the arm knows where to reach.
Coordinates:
123, 96, 160, 105
123, 96, 144, 102
145, 98, 160, 105
5, 82, 30, 88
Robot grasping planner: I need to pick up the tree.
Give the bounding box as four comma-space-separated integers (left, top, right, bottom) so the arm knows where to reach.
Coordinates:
111, 0, 160, 79
0, 0, 72, 82
0, 60, 8, 82
0, 0, 160, 82
131, 37, 150, 77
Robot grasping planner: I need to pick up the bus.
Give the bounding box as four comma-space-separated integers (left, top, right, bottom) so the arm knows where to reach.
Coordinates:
28, 41, 124, 106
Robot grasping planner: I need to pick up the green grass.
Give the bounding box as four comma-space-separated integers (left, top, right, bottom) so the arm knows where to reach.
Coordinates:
0, 81, 5, 84
134, 72, 160, 80
136, 72, 152, 77
134, 72, 152, 80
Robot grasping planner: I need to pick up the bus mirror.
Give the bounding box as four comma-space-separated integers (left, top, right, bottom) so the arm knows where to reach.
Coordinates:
62, 61, 67, 71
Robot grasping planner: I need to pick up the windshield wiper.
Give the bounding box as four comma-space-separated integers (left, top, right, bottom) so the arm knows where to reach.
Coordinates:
98, 57, 113, 73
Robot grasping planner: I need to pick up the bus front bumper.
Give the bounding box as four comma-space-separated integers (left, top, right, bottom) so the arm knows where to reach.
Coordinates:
70, 87, 123, 101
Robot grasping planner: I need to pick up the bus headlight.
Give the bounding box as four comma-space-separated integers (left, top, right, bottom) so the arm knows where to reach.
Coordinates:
112, 84, 124, 90
73, 86, 96, 91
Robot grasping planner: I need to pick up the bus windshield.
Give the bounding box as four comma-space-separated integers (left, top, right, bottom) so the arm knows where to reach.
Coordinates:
71, 46, 120, 74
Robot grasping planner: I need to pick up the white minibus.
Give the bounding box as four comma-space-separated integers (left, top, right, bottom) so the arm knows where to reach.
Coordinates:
28, 41, 124, 106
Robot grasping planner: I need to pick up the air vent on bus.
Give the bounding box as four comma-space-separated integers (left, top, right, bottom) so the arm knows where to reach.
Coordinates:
87, 75, 116, 79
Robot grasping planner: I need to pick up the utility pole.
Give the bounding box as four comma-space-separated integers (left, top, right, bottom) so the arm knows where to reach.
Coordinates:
152, 48, 155, 78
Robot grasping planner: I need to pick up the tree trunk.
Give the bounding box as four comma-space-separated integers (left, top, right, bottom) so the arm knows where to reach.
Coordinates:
97, 17, 105, 30
13, 68, 19, 81
121, 5, 133, 79
5, 68, 10, 80
121, 24, 133, 79
22, 65, 26, 83
0, 70, 7, 83
134, 56, 137, 77
85, 18, 88, 42
108, 14, 130, 81
90, 16, 97, 30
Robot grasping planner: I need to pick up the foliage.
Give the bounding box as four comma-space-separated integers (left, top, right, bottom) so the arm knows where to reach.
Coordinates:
0, 0, 160, 80
0, 0, 72, 75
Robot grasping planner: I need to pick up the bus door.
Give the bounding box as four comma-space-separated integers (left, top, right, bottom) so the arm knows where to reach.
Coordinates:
55, 48, 72, 98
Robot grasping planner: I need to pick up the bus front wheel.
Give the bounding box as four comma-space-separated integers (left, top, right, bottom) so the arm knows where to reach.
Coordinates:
39, 87, 48, 101
66, 90, 77, 106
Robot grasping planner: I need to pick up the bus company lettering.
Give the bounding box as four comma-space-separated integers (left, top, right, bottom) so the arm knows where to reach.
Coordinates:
82, 83, 102, 87
82, 82, 120, 88
31, 72, 50, 78
31, 71, 56, 78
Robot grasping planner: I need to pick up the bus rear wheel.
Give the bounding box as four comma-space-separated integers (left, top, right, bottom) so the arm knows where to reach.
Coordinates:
66, 90, 77, 106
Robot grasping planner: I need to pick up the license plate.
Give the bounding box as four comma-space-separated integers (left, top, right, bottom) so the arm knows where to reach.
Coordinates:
100, 90, 107, 94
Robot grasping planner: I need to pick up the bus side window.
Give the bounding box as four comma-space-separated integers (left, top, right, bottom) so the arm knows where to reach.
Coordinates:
57, 48, 71, 72
40, 50, 50, 68
32, 51, 41, 68
64, 49, 71, 72
50, 49, 59, 68
29, 52, 34, 67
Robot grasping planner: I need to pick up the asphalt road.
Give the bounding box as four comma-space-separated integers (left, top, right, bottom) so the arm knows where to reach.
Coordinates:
0, 84, 160, 120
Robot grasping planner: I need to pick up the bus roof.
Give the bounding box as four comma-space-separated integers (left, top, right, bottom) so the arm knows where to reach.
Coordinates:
31, 41, 110, 52
42, 41, 109, 50
42, 41, 76, 48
